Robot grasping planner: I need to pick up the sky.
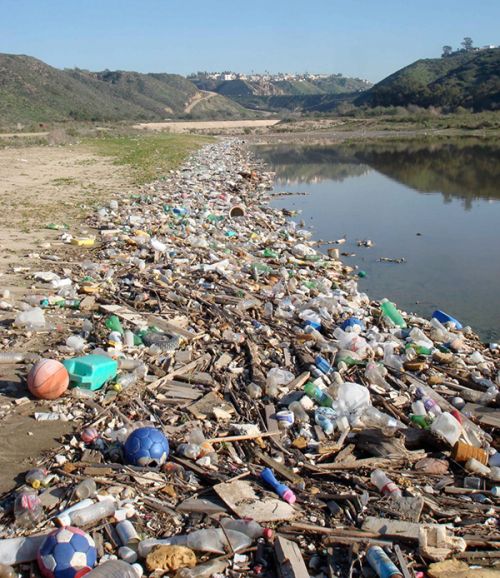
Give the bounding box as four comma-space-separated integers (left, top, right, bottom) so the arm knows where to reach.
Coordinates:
1, 0, 499, 82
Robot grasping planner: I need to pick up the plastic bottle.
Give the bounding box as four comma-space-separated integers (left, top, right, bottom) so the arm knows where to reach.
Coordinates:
84, 560, 139, 577
75, 478, 97, 500
465, 458, 491, 477
220, 518, 266, 539
138, 529, 252, 556
315, 355, 333, 375
124, 330, 135, 348
365, 361, 391, 390
288, 400, 310, 423
70, 498, 116, 526
175, 559, 229, 578
55, 498, 94, 526
260, 468, 296, 504
14, 491, 43, 528
177, 444, 201, 460
366, 546, 403, 578
304, 382, 333, 407
360, 407, 405, 433
315, 407, 336, 434
380, 299, 407, 328
0, 534, 47, 565
370, 469, 402, 498
25, 468, 50, 489
105, 315, 124, 335
0, 352, 26, 364
423, 397, 442, 416
430, 412, 462, 446
411, 401, 427, 416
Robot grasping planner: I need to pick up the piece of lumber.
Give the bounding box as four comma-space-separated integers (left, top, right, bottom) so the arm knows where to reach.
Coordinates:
275, 536, 309, 578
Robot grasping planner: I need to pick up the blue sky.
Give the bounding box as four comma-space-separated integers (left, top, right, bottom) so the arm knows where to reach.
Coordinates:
1, 0, 499, 82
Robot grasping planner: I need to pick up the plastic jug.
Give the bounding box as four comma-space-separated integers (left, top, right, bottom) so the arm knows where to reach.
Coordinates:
63, 355, 118, 390
430, 412, 462, 446
432, 309, 463, 330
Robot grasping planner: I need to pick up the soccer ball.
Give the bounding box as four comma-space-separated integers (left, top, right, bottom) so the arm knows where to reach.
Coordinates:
123, 426, 169, 467
37, 527, 96, 578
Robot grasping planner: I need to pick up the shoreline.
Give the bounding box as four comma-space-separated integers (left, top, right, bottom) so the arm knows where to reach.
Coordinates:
0, 139, 498, 575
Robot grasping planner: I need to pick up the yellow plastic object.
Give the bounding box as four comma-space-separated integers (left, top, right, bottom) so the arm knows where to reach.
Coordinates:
79, 282, 100, 294
71, 238, 95, 247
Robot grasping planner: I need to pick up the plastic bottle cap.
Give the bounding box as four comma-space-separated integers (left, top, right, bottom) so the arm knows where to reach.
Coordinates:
262, 527, 273, 541
282, 489, 296, 504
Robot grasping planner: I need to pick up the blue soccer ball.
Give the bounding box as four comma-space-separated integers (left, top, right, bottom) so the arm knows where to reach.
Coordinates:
123, 426, 169, 467
37, 526, 96, 578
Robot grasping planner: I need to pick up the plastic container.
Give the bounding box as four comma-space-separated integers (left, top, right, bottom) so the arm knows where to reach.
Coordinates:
366, 546, 403, 578
75, 478, 97, 500
116, 520, 140, 546
370, 469, 402, 498
315, 355, 333, 375
85, 560, 138, 577
304, 382, 333, 407
14, 491, 43, 528
315, 407, 336, 434
260, 467, 296, 504
221, 518, 265, 539
380, 299, 407, 328
465, 458, 491, 477
138, 529, 252, 557
452, 442, 488, 465
70, 498, 116, 526
335, 382, 371, 421
0, 534, 47, 565
432, 309, 463, 330
0, 352, 26, 364
175, 559, 229, 578
360, 407, 404, 433
55, 499, 94, 526
430, 412, 462, 446
63, 355, 118, 390
14, 307, 46, 330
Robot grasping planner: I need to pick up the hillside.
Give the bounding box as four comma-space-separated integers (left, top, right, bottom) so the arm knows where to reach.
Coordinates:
357, 48, 500, 110
0, 54, 255, 127
192, 74, 371, 98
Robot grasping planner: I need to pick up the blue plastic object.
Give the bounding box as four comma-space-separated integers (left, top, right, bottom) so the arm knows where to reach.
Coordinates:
63, 355, 118, 391
260, 467, 296, 504
432, 310, 463, 330
123, 427, 169, 467
340, 317, 365, 331
315, 355, 333, 376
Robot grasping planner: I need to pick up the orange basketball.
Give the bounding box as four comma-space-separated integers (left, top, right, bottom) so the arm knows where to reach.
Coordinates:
27, 359, 69, 400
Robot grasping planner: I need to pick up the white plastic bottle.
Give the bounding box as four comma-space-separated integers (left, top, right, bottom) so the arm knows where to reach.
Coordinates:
370, 469, 402, 498
70, 498, 116, 526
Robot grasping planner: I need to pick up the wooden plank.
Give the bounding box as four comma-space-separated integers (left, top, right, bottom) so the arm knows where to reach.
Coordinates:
362, 516, 443, 541
213, 480, 296, 523
147, 314, 200, 340
462, 403, 500, 429
275, 536, 309, 578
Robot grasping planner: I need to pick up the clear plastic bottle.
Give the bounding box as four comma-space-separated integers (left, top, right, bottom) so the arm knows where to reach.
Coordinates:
85, 560, 139, 577
175, 559, 229, 578
423, 397, 442, 416
25, 468, 50, 489
364, 362, 391, 390
177, 443, 201, 460
360, 407, 405, 433
70, 498, 116, 526
138, 529, 252, 557
370, 469, 402, 498
75, 478, 97, 500
315, 407, 336, 434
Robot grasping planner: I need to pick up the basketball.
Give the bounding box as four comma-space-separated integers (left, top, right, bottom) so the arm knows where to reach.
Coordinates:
28, 359, 69, 400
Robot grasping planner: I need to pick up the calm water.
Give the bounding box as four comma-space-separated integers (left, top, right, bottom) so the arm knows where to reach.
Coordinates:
257, 139, 500, 342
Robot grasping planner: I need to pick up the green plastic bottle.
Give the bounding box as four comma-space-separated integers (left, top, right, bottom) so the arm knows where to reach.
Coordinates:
304, 382, 333, 408
380, 298, 407, 328
410, 414, 432, 429
105, 315, 124, 335
263, 248, 279, 259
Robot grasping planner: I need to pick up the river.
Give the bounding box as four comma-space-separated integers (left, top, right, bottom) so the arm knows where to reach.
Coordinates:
256, 138, 500, 342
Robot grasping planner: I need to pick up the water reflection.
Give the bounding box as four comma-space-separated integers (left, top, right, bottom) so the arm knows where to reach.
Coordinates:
258, 139, 500, 209
256, 138, 500, 341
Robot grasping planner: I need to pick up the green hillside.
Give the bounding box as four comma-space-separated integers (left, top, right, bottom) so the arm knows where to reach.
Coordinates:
357, 48, 500, 110
0, 54, 255, 127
